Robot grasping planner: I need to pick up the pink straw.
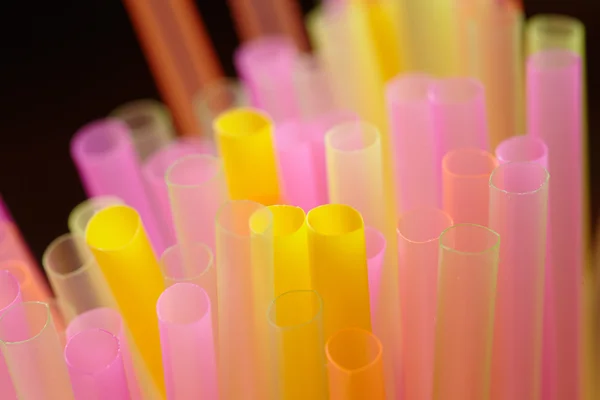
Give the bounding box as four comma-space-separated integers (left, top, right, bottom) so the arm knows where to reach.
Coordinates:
0, 195, 13, 222
70, 119, 164, 252
365, 227, 386, 322
0, 270, 21, 399
495, 135, 548, 166
157, 283, 218, 399
65, 329, 131, 400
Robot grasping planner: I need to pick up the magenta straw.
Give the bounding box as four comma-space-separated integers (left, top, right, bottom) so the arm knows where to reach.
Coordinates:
234, 36, 300, 123
386, 73, 440, 213
65, 329, 131, 400
66, 308, 144, 400
0, 195, 13, 222
70, 119, 164, 252
365, 226, 386, 322
527, 49, 583, 400
142, 138, 215, 251
0, 270, 21, 399
495, 135, 548, 167
157, 283, 218, 399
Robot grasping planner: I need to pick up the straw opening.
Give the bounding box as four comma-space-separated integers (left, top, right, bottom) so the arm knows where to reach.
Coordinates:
440, 224, 500, 255
66, 308, 122, 340
429, 78, 483, 104
65, 329, 120, 375
398, 208, 454, 244
214, 107, 272, 138
490, 162, 549, 195
0, 260, 30, 290
387, 73, 436, 103
365, 227, 386, 259
268, 290, 323, 330
216, 200, 272, 238
0, 270, 20, 311
495, 136, 547, 163
165, 154, 223, 188
85, 205, 142, 252
69, 197, 124, 236
326, 121, 380, 153
160, 242, 214, 282
43, 234, 93, 279
326, 328, 383, 374
265, 205, 305, 237
157, 283, 210, 325
307, 204, 363, 236
0, 301, 52, 345
76, 121, 130, 157
443, 149, 498, 178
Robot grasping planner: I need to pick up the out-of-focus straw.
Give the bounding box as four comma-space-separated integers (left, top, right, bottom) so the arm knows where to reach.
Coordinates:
68, 196, 125, 238
495, 135, 548, 166
0, 270, 21, 399
122, 0, 222, 135
293, 54, 337, 120
365, 227, 386, 320
0, 195, 13, 222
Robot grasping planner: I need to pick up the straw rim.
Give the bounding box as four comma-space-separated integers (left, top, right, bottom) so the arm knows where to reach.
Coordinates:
0, 301, 52, 346
439, 223, 500, 256
428, 78, 485, 105
267, 290, 323, 331
160, 242, 214, 283
397, 208, 454, 245
266, 205, 306, 237
527, 14, 585, 42
306, 204, 364, 237
71, 119, 132, 162
64, 328, 122, 375
489, 161, 550, 196
85, 205, 143, 253
495, 135, 548, 164
213, 107, 273, 138
215, 200, 273, 239
65, 307, 123, 341
386, 73, 436, 104
157, 283, 211, 325
442, 148, 499, 179
325, 121, 381, 154
165, 154, 224, 189
365, 227, 387, 259
68, 196, 125, 236
0, 259, 31, 293
325, 328, 383, 375
42, 233, 95, 280
0, 269, 21, 313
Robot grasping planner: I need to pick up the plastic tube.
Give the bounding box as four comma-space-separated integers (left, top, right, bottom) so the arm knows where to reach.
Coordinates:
66, 308, 148, 400
268, 290, 327, 399
293, 54, 337, 120
65, 329, 131, 400
110, 99, 175, 161
0, 195, 13, 222
306, 204, 371, 339
325, 328, 386, 400
166, 154, 228, 254
526, 15, 585, 56
214, 108, 281, 205
397, 208, 453, 400
0, 260, 49, 302
527, 49, 584, 400
365, 227, 386, 322
386, 74, 440, 213
234, 36, 300, 123
142, 138, 214, 252
157, 283, 218, 399
42, 234, 116, 322
85, 205, 166, 393
431, 78, 490, 172
433, 224, 500, 400
495, 135, 548, 166
68, 196, 125, 238
215, 200, 274, 399
0, 270, 21, 399
325, 121, 386, 233
0, 301, 74, 399
489, 162, 549, 400
442, 148, 498, 226
71, 119, 164, 252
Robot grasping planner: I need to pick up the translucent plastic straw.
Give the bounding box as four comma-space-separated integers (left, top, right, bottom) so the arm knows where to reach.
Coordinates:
306, 204, 371, 339
495, 135, 548, 166
325, 121, 386, 233
110, 99, 175, 161
234, 36, 299, 123
397, 208, 453, 400
142, 139, 213, 251
268, 290, 327, 399
527, 49, 584, 399
68, 196, 125, 238
431, 78, 490, 172
214, 108, 281, 205
42, 234, 116, 322
122, 0, 222, 135
386, 74, 439, 213
526, 14, 585, 56
66, 308, 148, 400
489, 162, 549, 400
442, 148, 499, 226
326, 328, 386, 400
215, 200, 274, 399
0, 302, 74, 399
365, 227, 386, 321
65, 329, 131, 400
71, 119, 164, 251
293, 54, 337, 120
0, 270, 21, 399
166, 154, 228, 254
157, 283, 218, 399
85, 205, 166, 393
433, 224, 500, 400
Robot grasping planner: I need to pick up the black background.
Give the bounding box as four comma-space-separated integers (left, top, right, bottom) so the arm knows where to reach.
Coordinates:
0, 0, 596, 261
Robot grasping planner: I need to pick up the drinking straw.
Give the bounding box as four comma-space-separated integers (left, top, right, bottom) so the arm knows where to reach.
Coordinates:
325, 328, 386, 400
159, 242, 218, 340
527, 49, 584, 400
268, 290, 327, 400
293, 54, 337, 120
433, 224, 500, 400
122, 0, 222, 135
365, 227, 386, 322
442, 148, 498, 226
66, 308, 149, 400
193, 78, 250, 137
495, 135, 548, 166
0, 270, 21, 399
110, 99, 175, 161
65, 329, 131, 400
42, 234, 116, 322
215, 200, 274, 399
157, 284, 218, 399
142, 138, 214, 252
68, 196, 125, 238
325, 121, 386, 233
0, 195, 13, 222
166, 154, 228, 254
306, 204, 371, 339
71, 119, 164, 252
431, 78, 490, 172
214, 108, 281, 205
386, 74, 439, 213
397, 208, 453, 400
526, 14, 585, 56
85, 205, 166, 393
0, 302, 74, 399
489, 162, 549, 400
234, 36, 300, 123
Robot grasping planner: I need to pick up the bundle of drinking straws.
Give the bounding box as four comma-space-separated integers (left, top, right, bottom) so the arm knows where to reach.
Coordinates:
0, 0, 594, 399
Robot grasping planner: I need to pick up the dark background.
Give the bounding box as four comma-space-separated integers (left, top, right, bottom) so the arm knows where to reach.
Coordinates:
0, 0, 595, 261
